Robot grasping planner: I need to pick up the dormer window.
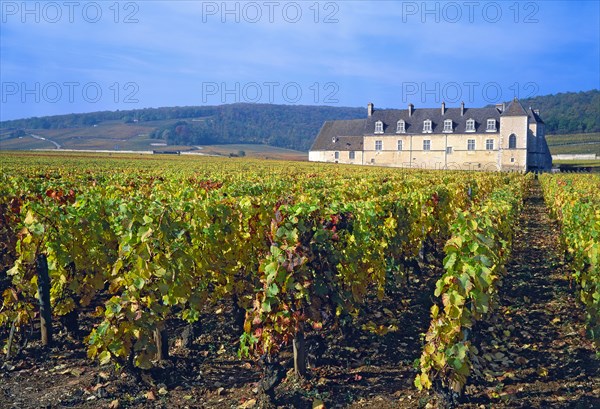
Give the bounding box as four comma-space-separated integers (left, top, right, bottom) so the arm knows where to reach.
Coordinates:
396, 120, 405, 133
331, 137, 337, 143
423, 119, 432, 133
486, 119, 497, 131
443, 119, 453, 133
375, 120, 384, 134
466, 118, 475, 132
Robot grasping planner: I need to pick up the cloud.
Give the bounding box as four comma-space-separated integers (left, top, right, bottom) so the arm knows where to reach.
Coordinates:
1, 0, 598, 119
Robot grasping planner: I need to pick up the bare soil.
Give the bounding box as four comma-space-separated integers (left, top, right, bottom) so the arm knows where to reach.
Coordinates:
1, 180, 598, 409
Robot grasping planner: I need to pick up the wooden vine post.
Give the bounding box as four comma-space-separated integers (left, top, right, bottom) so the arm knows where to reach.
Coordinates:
36, 254, 52, 346
154, 324, 169, 361
293, 326, 307, 377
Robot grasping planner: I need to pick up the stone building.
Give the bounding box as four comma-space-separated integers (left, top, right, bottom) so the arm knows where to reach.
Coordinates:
309, 98, 552, 172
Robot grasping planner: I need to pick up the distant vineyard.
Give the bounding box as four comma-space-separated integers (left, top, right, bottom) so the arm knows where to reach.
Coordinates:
1, 153, 597, 402
546, 132, 600, 156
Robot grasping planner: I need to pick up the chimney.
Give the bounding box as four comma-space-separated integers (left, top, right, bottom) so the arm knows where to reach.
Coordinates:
408, 103, 414, 117
441, 102, 446, 115
367, 102, 374, 117
460, 101, 465, 116
495, 103, 504, 113
503, 102, 506, 112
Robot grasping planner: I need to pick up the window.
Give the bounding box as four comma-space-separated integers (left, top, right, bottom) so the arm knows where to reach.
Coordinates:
397, 140, 403, 151
423, 140, 431, 151
446, 146, 453, 154
443, 119, 453, 133
466, 119, 475, 132
375, 140, 383, 151
509, 134, 517, 149
510, 157, 515, 163
486, 119, 496, 131
467, 139, 475, 151
334, 151, 339, 159
423, 119, 432, 133
375, 121, 383, 134
396, 120, 405, 133
349, 151, 355, 159
486, 139, 494, 150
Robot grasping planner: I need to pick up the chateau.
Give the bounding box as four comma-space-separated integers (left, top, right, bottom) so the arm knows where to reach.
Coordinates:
309, 98, 552, 172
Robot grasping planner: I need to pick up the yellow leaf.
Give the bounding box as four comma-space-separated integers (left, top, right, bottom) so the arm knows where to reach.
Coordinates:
431, 304, 439, 318
312, 399, 326, 409
420, 372, 432, 389
24, 210, 35, 225
98, 350, 111, 365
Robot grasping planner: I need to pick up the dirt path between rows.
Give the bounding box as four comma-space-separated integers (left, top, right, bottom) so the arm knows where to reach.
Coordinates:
1, 179, 598, 409
460, 179, 599, 408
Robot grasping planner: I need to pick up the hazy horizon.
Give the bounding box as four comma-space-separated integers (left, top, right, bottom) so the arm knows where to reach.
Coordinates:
2, 1, 599, 121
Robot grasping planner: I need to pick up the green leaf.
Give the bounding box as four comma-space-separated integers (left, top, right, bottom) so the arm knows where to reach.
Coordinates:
139, 226, 153, 242
133, 277, 145, 290
264, 262, 278, 282
96, 321, 110, 337
444, 253, 457, 270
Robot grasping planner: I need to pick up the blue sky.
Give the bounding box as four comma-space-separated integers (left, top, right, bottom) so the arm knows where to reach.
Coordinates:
1, 0, 599, 120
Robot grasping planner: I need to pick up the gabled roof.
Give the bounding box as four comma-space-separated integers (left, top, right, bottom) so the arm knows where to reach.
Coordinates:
309, 119, 366, 151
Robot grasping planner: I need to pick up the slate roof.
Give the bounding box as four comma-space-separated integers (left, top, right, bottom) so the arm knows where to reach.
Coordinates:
501, 98, 528, 116
311, 99, 543, 151
365, 106, 501, 134
310, 119, 366, 151
527, 107, 544, 124
500, 98, 545, 124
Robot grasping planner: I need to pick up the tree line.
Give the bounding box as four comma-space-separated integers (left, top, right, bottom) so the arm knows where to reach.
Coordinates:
1, 90, 598, 151
517, 89, 599, 134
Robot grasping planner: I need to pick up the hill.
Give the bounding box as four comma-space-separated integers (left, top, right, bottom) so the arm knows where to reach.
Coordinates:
517, 89, 600, 134
0, 104, 366, 152
1, 90, 598, 152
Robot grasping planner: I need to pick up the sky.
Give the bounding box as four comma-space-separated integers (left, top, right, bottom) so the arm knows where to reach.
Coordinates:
1, 0, 599, 121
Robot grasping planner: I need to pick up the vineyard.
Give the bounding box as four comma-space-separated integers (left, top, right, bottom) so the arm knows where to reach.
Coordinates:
0, 152, 598, 408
